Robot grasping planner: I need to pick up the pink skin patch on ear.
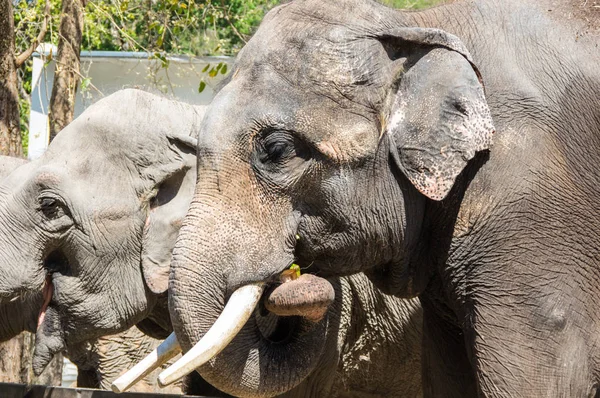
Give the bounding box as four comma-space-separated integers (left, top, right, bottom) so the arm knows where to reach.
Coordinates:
38, 275, 53, 327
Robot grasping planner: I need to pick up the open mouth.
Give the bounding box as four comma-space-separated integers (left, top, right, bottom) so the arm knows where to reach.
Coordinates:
37, 274, 53, 327
38, 249, 71, 327
255, 307, 301, 344
43, 249, 70, 275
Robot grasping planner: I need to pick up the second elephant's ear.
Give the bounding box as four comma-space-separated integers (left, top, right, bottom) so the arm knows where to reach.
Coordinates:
141, 134, 197, 295
381, 28, 495, 201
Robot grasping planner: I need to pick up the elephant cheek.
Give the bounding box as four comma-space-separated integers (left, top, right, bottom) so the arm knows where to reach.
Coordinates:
264, 274, 335, 323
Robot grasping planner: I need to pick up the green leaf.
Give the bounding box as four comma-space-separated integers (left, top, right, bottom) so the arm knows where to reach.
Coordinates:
80, 77, 91, 92
221, 64, 228, 74
202, 64, 210, 73
198, 80, 206, 93
153, 52, 169, 68
208, 68, 218, 78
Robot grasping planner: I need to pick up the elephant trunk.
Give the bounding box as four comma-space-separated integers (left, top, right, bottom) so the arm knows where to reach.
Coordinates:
0, 292, 42, 341
167, 196, 328, 398
0, 216, 44, 299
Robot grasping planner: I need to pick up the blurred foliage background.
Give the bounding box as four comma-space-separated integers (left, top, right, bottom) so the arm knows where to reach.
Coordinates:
14, 0, 444, 58
12, 0, 444, 153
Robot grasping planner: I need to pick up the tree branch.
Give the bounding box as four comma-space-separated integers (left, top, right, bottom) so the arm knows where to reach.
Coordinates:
53, 53, 104, 96
15, 0, 51, 67
223, 5, 247, 45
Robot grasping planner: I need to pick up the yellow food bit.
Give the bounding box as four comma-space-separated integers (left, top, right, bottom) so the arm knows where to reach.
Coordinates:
289, 263, 301, 278
280, 264, 301, 282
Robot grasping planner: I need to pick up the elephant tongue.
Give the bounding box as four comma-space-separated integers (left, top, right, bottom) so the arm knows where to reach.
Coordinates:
37, 275, 53, 327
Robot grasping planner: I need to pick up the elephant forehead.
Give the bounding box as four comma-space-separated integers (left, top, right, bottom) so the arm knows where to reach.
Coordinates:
240, 31, 385, 95
236, 0, 397, 89
34, 172, 61, 187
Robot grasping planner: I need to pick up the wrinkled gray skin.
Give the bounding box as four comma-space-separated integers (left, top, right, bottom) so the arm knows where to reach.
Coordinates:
170, 0, 600, 397
0, 89, 203, 376
73, 327, 183, 393
0, 155, 40, 341
0, 156, 176, 392
0, 92, 424, 396
297, 274, 422, 398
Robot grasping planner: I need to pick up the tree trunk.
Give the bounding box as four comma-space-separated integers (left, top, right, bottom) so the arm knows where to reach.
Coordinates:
0, 0, 23, 157
49, 0, 85, 141
0, 332, 63, 385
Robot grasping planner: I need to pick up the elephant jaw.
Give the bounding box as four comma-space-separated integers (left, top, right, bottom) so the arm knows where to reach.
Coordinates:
33, 304, 67, 375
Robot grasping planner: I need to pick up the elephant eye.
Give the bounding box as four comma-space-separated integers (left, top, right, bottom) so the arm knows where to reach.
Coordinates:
39, 197, 69, 220
259, 132, 296, 164
264, 141, 292, 163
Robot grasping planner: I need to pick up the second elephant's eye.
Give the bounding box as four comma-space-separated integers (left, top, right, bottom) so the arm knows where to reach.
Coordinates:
39, 197, 68, 220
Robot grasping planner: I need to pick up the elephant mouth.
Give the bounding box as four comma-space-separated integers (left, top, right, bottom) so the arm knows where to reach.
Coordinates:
43, 249, 71, 276
36, 249, 69, 328
37, 275, 53, 327
159, 273, 334, 385
32, 249, 76, 375
255, 305, 302, 344
114, 272, 335, 394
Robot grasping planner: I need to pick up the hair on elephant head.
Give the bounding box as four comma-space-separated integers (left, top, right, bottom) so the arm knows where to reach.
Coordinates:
164, 0, 493, 395
0, 89, 204, 375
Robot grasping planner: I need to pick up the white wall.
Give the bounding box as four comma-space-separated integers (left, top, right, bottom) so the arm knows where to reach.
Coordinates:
29, 43, 233, 160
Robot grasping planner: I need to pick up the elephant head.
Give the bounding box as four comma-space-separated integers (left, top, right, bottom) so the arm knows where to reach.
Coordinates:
165, 0, 493, 394
0, 89, 203, 374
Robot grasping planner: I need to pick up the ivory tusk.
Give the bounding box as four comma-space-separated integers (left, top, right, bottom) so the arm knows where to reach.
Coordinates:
158, 283, 265, 387
111, 332, 181, 393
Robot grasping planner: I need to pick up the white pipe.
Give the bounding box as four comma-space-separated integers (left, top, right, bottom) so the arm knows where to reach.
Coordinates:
158, 283, 265, 387
111, 332, 181, 393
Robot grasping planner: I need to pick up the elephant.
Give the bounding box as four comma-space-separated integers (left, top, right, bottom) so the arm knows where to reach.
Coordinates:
0, 89, 204, 384
0, 90, 424, 396
0, 129, 187, 393
162, 0, 600, 397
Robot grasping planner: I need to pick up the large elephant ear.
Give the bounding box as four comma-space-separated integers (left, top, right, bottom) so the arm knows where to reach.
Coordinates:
381, 28, 495, 201
141, 134, 197, 295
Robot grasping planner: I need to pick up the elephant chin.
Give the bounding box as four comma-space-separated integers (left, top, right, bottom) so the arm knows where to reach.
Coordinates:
171, 280, 330, 397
